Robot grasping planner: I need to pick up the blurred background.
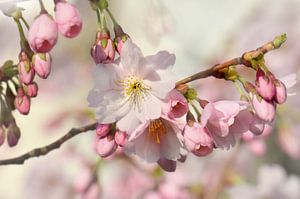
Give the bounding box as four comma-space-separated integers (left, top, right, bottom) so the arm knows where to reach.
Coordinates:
0, 0, 300, 198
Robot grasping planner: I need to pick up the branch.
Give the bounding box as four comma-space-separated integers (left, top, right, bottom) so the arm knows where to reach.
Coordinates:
176, 34, 287, 86
0, 122, 97, 166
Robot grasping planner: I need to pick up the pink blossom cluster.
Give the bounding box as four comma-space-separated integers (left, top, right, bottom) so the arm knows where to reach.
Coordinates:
87, 38, 289, 171
15, 0, 82, 115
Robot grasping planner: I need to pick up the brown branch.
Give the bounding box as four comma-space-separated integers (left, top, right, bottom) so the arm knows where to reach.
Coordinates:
0, 122, 97, 165
0, 34, 286, 166
176, 34, 286, 86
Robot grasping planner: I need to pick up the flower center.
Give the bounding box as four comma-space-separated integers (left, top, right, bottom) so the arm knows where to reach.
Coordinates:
148, 119, 166, 144
121, 76, 151, 106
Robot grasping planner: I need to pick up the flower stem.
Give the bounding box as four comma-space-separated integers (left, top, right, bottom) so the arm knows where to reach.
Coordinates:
96, 8, 102, 30
105, 8, 118, 26
14, 19, 33, 58
38, 0, 47, 14
20, 16, 29, 30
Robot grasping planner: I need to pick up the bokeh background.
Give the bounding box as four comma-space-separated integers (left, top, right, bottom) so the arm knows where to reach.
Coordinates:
0, 0, 299, 198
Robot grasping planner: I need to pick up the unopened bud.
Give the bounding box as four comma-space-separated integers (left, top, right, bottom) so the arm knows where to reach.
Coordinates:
7, 123, 21, 147
32, 53, 51, 79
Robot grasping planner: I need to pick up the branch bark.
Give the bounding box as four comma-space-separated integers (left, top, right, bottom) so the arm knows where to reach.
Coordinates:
0, 122, 97, 165
0, 34, 286, 166
176, 34, 286, 85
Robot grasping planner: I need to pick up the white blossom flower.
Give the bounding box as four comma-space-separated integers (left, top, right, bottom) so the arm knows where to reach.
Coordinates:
0, 0, 30, 17
88, 40, 177, 133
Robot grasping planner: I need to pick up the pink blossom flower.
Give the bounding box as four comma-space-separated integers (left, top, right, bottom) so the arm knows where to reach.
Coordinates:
24, 82, 38, 97
28, 13, 58, 53
90, 31, 115, 64
55, 1, 82, 38
88, 40, 177, 133
163, 89, 188, 119
96, 123, 110, 138
125, 115, 182, 163
252, 94, 276, 122
95, 136, 117, 157
201, 101, 252, 149
255, 69, 276, 101
15, 88, 31, 115
18, 59, 35, 85
183, 122, 213, 156
32, 53, 52, 79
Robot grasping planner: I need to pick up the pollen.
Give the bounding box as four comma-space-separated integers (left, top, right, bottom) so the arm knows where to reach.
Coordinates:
148, 119, 167, 144
120, 76, 151, 106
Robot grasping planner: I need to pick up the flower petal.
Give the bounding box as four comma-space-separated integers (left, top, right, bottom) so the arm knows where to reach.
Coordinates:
120, 40, 143, 74
117, 109, 142, 134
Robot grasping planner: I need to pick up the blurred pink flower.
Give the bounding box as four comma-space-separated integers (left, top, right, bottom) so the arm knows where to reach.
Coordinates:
28, 13, 58, 53
55, 1, 82, 38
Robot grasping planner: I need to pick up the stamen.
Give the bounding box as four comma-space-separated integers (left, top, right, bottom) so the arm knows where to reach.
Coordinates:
148, 119, 167, 144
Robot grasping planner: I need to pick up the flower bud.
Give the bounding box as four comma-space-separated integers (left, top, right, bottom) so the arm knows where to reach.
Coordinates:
255, 69, 276, 101
91, 30, 115, 64
95, 136, 117, 157
183, 122, 213, 156
252, 94, 276, 122
18, 51, 35, 85
28, 13, 58, 53
15, 88, 31, 115
165, 89, 188, 119
113, 25, 129, 54
55, 1, 82, 38
7, 123, 21, 147
114, 130, 127, 146
0, 126, 5, 146
24, 82, 38, 97
96, 124, 110, 138
32, 53, 51, 79
274, 79, 287, 104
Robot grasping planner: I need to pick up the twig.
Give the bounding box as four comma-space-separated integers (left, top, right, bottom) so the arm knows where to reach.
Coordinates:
176, 34, 286, 86
0, 122, 97, 165
0, 34, 286, 166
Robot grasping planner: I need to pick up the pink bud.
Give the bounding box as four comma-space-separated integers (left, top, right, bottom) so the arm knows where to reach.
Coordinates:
249, 114, 265, 135
0, 127, 5, 146
255, 69, 276, 101
32, 53, 52, 79
55, 2, 82, 38
252, 94, 276, 122
91, 31, 115, 64
15, 89, 31, 115
96, 124, 110, 138
28, 13, 58, 53
184, 122, 213, 157
24, 82, 38, 97
95, 136, 117, 157
7, 123, 21, 147
18, 60, 35, 85
165, 89, 188, 119
274, 80, 287, 104
113, 25, 129, 54
114, 130, 127, 146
